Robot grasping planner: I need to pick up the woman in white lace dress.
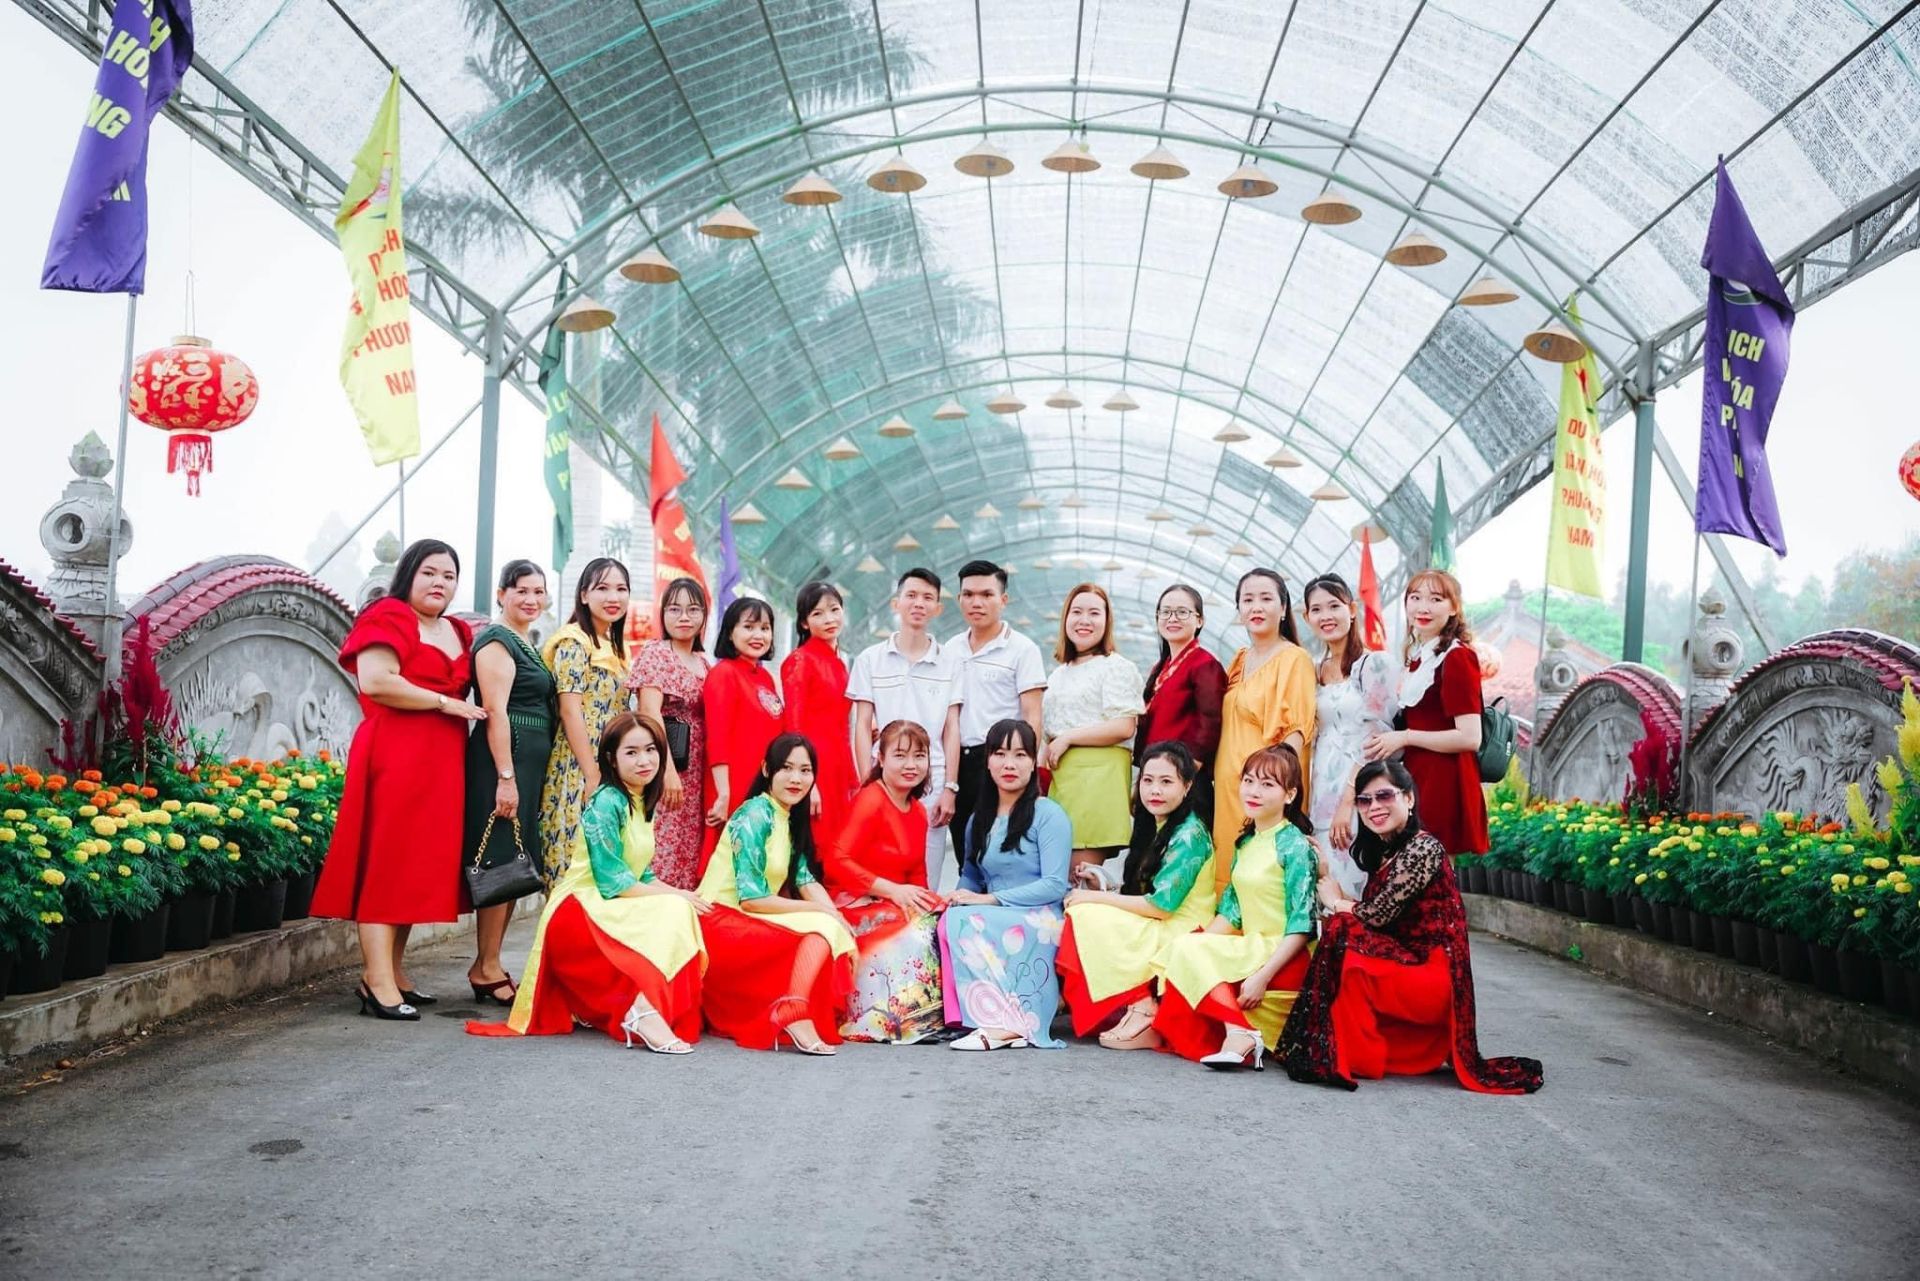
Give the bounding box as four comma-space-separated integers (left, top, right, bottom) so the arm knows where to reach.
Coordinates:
1303, 574, 1398, 897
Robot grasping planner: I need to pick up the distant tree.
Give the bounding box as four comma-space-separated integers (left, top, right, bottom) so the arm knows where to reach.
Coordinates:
1826, 535, 1920, 638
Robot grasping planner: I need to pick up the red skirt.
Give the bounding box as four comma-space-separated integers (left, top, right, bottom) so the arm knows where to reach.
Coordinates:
464, 896, 702, 1044
1055, 918, 1152, 1037
1330, 948, 1453, 1082
700, 905, 854, 1050
1153, 949, 1311, 1061
312, 708, 468, 924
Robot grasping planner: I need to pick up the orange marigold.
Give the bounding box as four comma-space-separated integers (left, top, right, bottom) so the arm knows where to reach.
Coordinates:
74, 779, 99, 794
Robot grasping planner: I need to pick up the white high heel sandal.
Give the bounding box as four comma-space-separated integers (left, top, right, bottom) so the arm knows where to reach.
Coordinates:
620, 997, 693, 1054
1200, 1026, 1264, 1071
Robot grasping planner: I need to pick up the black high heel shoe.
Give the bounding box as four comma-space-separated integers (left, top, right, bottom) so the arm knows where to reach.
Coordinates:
400, 989, 438, 1006
356, 983, 421, 1021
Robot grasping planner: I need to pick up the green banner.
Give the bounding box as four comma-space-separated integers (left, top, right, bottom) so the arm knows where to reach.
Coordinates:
1430, 458, 1455, 571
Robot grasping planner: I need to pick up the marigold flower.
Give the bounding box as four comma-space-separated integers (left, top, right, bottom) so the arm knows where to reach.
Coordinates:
164, 833, 185, 852
1854, 907, 1868, 918
1780, 864, 1797, 875
198, 835, 220, 851
227, 851, 242, 862
2, 808, 24, 822
1899, 883, 1914, 895
78, 804, 98, 818
117, 864, 132, 877
40, 868, 65, 886
1633, 873, 1647, 885
122, 838, 145, 854
0, 828, 13, 844
1866, 856, 1891, 871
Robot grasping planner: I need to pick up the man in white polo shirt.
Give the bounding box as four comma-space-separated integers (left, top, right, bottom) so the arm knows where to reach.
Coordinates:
947, 559, 1048, 865
847, 567, 964, 888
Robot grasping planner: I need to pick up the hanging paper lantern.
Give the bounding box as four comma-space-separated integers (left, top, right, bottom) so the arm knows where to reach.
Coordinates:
126, 335, 260, 495
1902, 440, 1920, 502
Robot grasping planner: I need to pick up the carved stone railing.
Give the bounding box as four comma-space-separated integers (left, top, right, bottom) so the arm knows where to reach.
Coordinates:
1685, 629, 1920, 822
0, 559, 105, 763
1530, 664, 1684, 805
128, 557, 361, 762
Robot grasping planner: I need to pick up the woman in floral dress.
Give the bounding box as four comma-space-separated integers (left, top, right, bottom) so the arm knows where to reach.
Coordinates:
537, 558, 632, 884
1302, 573, 1398, 897
629, 576, 711, 890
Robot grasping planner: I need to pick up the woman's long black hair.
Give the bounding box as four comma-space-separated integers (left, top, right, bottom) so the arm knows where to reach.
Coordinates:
745, 732, 819, 884
714, 596, 776, 662
570, 557, 631, 660
594, 711, 669, 819
966, 718, 1040, 867
793, 580, 843, 646
1348, 758, 1422, 875
1236, 567, 1301, 645
1143, 584, 1204, 693
1233, 742, 1315, 849
1121, 741, 1201, 896
388, 538, 460, 613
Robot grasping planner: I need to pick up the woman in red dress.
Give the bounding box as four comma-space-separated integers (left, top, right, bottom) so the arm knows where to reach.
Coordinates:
1364, 569, 1487, 855
781, 581, 856, 834
1133, 583, 1227, 851
312, 539, 485, 1021
1277, 758, 1542, 1094
700, 596, 784, 871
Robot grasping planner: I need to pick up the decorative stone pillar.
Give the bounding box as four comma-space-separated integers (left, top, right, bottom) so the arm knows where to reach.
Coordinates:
357, 531, 401, 608
38, 431, 132, 649
1533, 626, 1580, 731
1684, 586, 1744, 725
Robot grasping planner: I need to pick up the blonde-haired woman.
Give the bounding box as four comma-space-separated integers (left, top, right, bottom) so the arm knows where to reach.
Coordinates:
1041, 583, 1143, 877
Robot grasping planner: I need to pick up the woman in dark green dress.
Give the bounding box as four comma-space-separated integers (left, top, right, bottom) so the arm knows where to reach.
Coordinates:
463, 559, 558, 1004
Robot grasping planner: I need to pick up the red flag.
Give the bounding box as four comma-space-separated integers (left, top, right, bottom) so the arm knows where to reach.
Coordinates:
1357, 527, 1387, 652
647, 413, 709, 608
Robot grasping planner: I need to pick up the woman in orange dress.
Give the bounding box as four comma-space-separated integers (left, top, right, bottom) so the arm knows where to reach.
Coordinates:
825, 720, 946, 1043
312, 539, 485, 1021
1212, 568, 1317, 886
699, 596, 784, 871
781, 581, 857, 835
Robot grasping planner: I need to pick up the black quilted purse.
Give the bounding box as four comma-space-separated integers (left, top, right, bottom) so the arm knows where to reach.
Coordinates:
464, 811, 542, 908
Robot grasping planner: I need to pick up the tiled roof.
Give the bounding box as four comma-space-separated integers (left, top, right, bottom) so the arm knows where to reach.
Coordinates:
0, 558, 106, 664
129, 556, 356, 651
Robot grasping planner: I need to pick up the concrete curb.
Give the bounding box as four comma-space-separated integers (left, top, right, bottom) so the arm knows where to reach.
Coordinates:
0, 907, 523, 1072
1466, 893, 1920, 1093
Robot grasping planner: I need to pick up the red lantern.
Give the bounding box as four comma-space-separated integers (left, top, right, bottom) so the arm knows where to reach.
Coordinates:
1902, 440, 1920, 503
126, 335, 260, 496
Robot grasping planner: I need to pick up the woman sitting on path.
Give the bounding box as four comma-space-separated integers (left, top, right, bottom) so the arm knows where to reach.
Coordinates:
1153, 745, 1319, 1070
939, 718, 1072, 1050
824, 720, 947, 1044
695, 734, 856, 1054
467, 712, 709, 1053
1277, 759, 1543, 1094
1057, 741, 1218, 1050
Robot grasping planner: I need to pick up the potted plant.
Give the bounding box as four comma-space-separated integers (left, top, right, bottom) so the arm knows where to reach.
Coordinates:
0, 778, 71, 995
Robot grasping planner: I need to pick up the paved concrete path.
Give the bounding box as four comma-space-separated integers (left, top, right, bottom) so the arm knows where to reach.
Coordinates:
2, 923, 1916, 1278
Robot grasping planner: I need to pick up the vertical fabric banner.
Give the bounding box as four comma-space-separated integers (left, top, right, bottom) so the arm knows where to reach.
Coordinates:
648, 414, 709, 606
1429, 459, 1455, 571
41, 0, 195, 293
1357, 527, 1387, 652
1696, 160, 1792, 556
1545, 299, 1608, 599
337, 70, 419, 465
715, 497, 743, 618
538, 271, 574, 576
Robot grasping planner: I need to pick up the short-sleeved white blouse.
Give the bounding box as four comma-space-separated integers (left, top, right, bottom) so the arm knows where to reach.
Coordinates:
1042, 652, 1147, 741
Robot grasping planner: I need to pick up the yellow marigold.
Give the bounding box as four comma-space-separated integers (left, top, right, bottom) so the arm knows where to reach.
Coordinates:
2, 808, 24, 821
1891, 870, 1909, 885
1854, 907, 1868, 918
39, 868, 64, 886
270, 789, 288, 802
1655, 870, 1668, 880
165, 833, 186, 851
1608, 857, 1620, 866
1756, 844, 1770, 855
77, 804, 98, 818
1739, 824, 1759, 837
47, 815, 70, 832
1899, 883, 1914, 895
116, 864, 131, 877
73, 851, 88, 865
0, 828, 14, 844
1853, 875, 1869, 886
300, 836, 312, 846
90, 815, 117, 836
225, 842, 239, 853
1866, 856, 1891, 871
229, 807, 244, 820
1831, 873, 1850, 886
1781, 864, 1797, 875
227, 851, 242, 862
284, 807, 300, 819
298, 775, 318, 790
122, 838, 145, 855
197, 835, 220, 851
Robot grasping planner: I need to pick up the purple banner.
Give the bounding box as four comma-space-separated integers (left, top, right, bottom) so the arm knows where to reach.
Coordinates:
41, 0, 195, 294
1695, 159, 1792, 556
716, 496, 742, 618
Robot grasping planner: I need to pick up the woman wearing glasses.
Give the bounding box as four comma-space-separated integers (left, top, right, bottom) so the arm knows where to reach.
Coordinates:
1277, 759, 1542, 1094
628, 577, 712, 889
1132, 585, 1227, 852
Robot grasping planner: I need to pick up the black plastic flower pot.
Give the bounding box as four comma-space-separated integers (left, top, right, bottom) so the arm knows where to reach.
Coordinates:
1757, 927, 1782, 974
164, 890, 216, 952
1710, 915, 1736, 960
209, 889, 236, 940
1613, 893, 1634, 928
1776, 934, 1813, 983
1730, 919, 1761, 967
282, 869, 317, 921
8, 927, 71, 996
61, 914, 113, 981
1502, 870, 1522, 900
1550, 879, 1569, 913
1807, 943, 1842, 995
0, 950, 11, 1001
1836, 949, 1883, 1004
1533, 876, 1557, 910
1882, 959, 1914, 1017
109, 902, 171, 964
1564, 886, 1587, 918
1649, 901, 1676, 942
1689, 910, 1717, 954
231, 878, 288, 933
1584, 891, 1615, 926
1630, 896, 1655, 936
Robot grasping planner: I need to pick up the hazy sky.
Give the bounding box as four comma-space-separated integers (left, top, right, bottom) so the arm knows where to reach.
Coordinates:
2, 6, 1913, 637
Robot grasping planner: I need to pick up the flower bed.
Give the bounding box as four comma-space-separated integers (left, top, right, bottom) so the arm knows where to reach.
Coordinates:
1460, 685, 1920, 1013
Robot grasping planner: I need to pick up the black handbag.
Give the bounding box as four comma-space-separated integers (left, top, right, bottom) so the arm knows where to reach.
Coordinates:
464, 811, 543, 908
663, 716, 692, 771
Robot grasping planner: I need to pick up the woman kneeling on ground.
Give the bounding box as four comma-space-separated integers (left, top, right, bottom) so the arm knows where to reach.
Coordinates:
1057, 741, 1217, 1049
467, 712, 708, 1052
1276, 758, 1542, 1093
1153, 744, 1319, 1070
696, 734, 856, 1054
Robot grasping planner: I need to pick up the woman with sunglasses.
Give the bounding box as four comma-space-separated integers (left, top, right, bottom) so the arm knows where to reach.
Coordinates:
1276, 759, 1542, 1094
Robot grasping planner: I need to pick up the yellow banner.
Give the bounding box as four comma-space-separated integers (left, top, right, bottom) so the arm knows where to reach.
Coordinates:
336, 70, 419, 465
1545, 300, 1607, 598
